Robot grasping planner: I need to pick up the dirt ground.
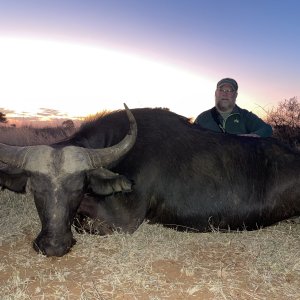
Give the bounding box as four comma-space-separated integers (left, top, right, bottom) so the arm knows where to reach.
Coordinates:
1, 190, 300, 300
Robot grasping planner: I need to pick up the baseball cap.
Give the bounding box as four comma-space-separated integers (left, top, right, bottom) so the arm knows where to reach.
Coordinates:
217, 78, 238, 91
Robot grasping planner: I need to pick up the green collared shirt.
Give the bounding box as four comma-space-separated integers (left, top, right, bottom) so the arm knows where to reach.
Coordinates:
194, 105, 273, 137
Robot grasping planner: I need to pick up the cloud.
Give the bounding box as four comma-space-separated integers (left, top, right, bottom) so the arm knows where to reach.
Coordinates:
0, 108, 16, 114
37, 108, 68, 117
0, 107, 81, 128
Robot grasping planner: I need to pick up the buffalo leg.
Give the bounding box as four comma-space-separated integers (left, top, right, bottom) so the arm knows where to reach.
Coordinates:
74, 193, 145, 235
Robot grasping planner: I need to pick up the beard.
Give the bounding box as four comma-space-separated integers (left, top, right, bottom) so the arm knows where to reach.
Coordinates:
216, 98, 235, 112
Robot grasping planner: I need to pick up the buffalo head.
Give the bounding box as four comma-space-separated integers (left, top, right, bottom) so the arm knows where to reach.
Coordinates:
0, 104, 137, 256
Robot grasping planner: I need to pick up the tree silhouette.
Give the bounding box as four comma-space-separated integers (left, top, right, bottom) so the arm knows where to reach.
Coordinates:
62, 119, 75, 130
0, 112, 7, 123
266, 97, 300, 146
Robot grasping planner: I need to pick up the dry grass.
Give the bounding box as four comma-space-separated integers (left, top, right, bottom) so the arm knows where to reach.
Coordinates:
0, 190, 299, 300
0, 125, 76, 146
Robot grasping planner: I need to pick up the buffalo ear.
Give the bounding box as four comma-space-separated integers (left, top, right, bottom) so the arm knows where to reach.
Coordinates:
0, 164, 28, 193
86, 168, 133, 196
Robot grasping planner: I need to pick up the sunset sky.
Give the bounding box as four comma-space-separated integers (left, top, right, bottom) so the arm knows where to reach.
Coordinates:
0, 0, 299, 122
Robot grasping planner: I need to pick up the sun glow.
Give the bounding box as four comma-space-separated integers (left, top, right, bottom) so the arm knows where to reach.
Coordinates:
0, 37, 214, 119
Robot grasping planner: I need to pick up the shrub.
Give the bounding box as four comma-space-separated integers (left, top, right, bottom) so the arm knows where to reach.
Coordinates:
266, 97, 300, 147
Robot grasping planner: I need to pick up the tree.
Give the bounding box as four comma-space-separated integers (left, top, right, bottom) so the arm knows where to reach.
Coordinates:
62, 119, 75, 130
0, 112, 7, 123
266, 97, 300, 146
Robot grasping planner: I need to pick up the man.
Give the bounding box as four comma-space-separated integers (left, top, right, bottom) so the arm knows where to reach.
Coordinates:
194, 78, 273, 137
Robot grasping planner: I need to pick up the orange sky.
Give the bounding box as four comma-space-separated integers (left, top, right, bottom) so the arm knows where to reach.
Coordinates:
0, 1, 299, 124
1, 37, 283, 125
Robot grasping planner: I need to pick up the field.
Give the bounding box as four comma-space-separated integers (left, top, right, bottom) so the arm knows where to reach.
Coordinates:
0, 124, 300, 299
0, 191, 299, 299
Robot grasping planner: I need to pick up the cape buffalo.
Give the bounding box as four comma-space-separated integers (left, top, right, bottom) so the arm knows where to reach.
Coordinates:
0, 104, 137, 256
1, 106, 299, 257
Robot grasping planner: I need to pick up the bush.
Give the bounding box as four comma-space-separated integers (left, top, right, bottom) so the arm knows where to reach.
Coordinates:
266, 97, 300, 147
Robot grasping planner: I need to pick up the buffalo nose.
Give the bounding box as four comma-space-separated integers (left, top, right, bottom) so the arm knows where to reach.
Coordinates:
33, 233, 76, 257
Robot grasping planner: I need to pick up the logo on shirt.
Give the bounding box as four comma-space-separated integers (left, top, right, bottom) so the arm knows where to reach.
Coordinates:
234, 119, 239, 123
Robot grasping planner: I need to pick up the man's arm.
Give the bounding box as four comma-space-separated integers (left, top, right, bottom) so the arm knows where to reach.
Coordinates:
245, 112, 273, 137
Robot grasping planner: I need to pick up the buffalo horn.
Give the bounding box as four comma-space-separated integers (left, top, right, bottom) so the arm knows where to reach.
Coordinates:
83, 103, 137, 168
0, 104, 137, 170
0, 144, 31, 169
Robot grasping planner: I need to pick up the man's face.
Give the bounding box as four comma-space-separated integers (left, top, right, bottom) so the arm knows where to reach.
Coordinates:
215, 83, 238, 113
